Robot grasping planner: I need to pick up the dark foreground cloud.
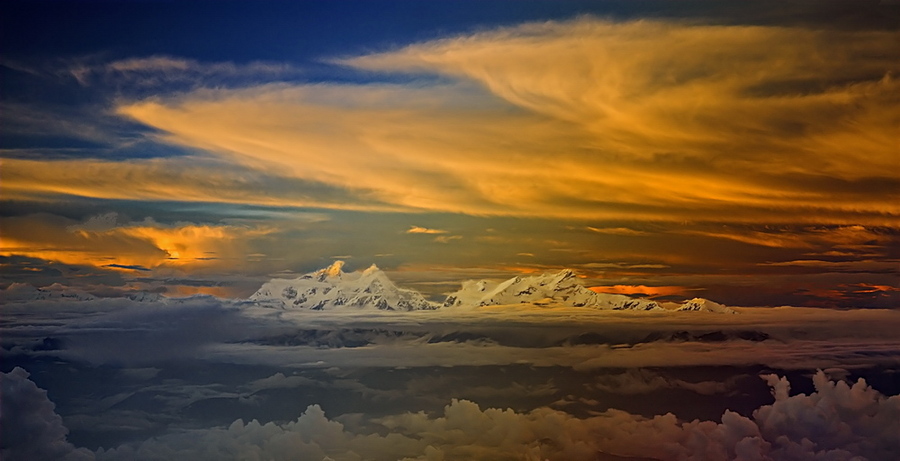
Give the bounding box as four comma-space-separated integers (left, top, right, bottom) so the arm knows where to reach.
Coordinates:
0, 369, 880, 461
3, 296, 899, 459
0, 368, 93, 461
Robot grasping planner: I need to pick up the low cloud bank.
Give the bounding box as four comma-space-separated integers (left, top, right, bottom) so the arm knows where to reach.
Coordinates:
89, 371, 899, 461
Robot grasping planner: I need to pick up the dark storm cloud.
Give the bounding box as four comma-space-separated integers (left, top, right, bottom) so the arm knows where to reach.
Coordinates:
0, 255, 128, 290
103, 264, 151, 272
0, 367, 93, 461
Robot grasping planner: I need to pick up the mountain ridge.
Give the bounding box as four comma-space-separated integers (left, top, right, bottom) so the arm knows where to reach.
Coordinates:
249, 261, 439, 311
250, 262, 736, 313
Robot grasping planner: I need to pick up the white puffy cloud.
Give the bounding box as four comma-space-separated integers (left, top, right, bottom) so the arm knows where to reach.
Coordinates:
95, 371, 900, 461
0, 367, 94, 461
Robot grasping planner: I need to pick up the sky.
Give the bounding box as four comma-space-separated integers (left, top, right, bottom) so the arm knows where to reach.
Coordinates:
2, 2, 900, 460
2, 0, 898, 308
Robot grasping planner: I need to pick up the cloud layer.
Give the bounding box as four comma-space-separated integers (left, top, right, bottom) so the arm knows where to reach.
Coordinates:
0, 368, 93, 461
19, 18, 889, 224
88, 370, 900, 461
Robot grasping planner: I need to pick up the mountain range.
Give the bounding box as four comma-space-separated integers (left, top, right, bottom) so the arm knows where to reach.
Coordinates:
249, 261, 438, 311
250, 262, 736, 313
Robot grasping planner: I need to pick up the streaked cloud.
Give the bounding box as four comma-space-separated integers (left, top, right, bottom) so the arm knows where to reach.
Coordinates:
1, 157, 403, 212
52, 18, 890, 224
586, 226, 648, 236
588, 285, 687, 297
406, 226, 448, 234
69, 55, 302, 87
684, 225, 895, 249
0, 213, 274, 272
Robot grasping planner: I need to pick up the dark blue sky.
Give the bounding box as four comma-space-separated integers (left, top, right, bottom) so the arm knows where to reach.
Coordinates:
5, 0, 896, 61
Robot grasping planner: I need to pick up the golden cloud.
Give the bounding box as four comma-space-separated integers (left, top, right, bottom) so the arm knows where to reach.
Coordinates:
406, 226, 448, 234
9, 19, 899, 226
0, 214, 273, 272
588, 285, 687, 297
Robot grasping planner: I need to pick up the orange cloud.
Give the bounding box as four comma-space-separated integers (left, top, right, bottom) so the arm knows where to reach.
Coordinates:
586, 227, 648, 236
589, 285, 687, 297
687, 225, 895, 250
6, 19, 897, 227
847, 284, 900, 294
0, 214, 273, 272
407, 226, 448, 234
0, 157, 404, 212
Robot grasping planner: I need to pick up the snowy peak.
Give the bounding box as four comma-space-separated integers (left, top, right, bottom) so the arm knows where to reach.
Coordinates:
250, 261, 438, 311
443, 269, 663, 311
315, 260, 346, 281
0, 283, 97, 303
677, 298, 736, 314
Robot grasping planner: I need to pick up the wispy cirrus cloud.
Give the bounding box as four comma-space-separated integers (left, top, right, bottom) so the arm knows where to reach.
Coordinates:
6, 19, 897, 226
586, 226, 648, 236
69, 55, 302, 87
106, 19, 898, 223
3, 18, 897, 308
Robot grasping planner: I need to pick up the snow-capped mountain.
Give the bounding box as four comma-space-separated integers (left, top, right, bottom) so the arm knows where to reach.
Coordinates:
249, 261, 439, 311
0, 283, 175, 304
676, 298, 736, 314
0, 283, 97, 303
442, 269, 663, 311
125, 291, 167, 303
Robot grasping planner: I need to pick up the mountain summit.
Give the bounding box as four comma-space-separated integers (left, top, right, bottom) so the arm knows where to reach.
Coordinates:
249, 261, 439, 311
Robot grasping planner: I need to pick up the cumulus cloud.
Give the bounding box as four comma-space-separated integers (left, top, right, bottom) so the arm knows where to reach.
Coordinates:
0, 367, 94, 461
94, 371, 900, 461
